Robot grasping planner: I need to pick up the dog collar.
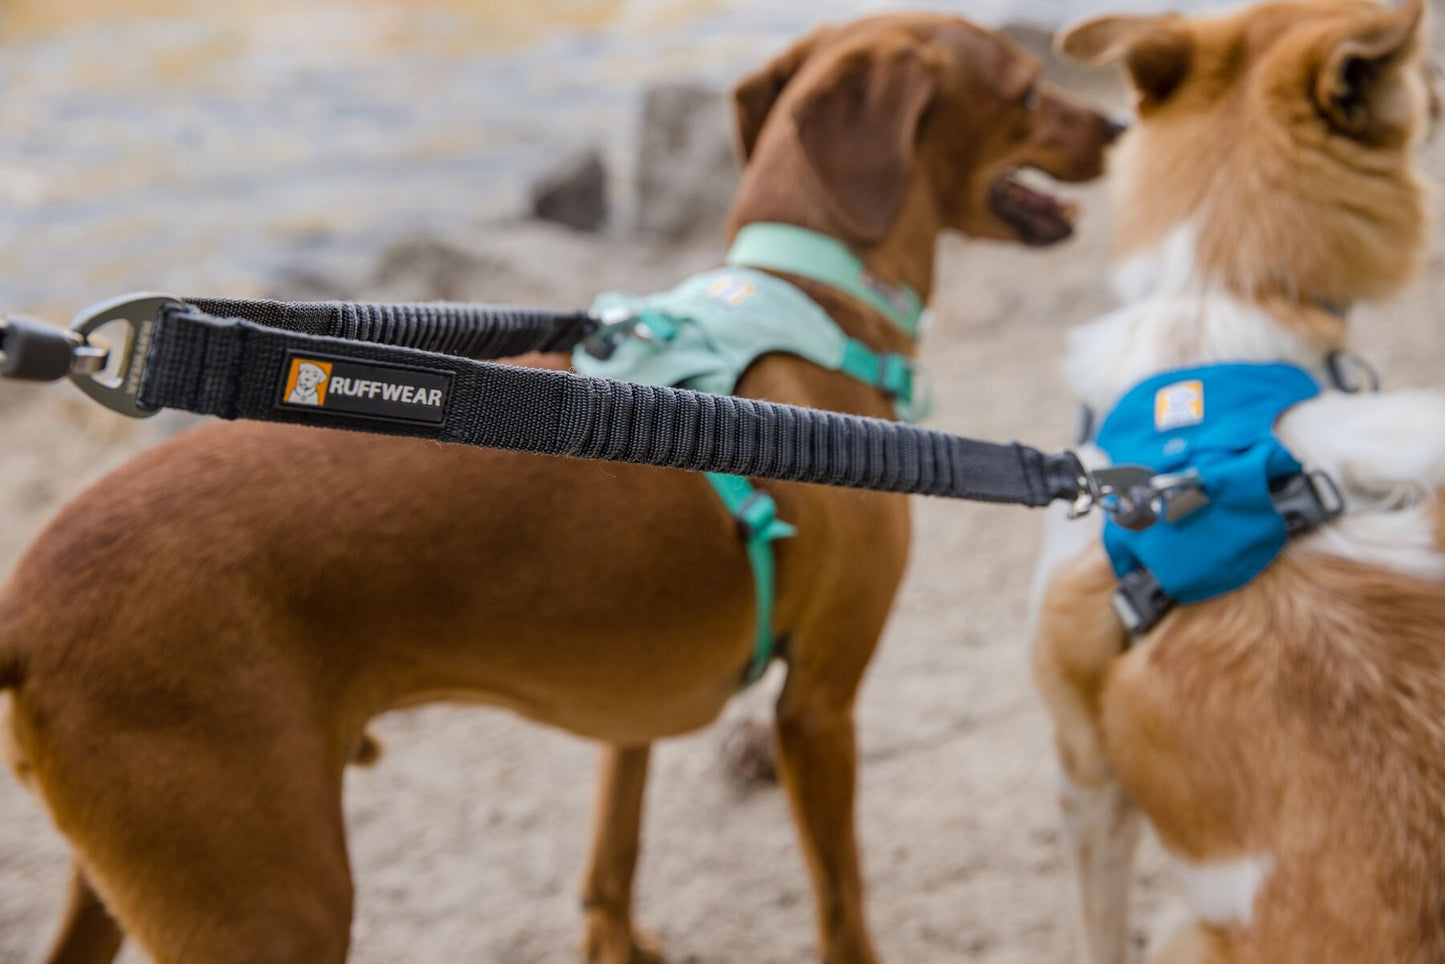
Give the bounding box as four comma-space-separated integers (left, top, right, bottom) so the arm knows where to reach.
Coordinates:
726, 222, 925, 339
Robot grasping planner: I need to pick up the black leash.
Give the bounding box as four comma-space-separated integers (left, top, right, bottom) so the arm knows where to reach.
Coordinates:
0, 293, 1099, 510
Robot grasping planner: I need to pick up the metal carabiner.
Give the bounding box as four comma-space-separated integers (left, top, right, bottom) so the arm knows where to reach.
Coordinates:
68, 292, 184, 419
1068, 464, 1211, 531
1067, 464, 1158, 528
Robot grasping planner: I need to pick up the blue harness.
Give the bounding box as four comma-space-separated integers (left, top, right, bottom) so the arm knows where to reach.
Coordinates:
1094, 362, 1343, 633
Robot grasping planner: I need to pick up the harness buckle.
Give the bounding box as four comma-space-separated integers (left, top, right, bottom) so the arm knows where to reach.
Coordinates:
882, 355, 933, 421
1112, 568, 1176, 636
68, 292, 183, 419
1272, 470, 1345, 534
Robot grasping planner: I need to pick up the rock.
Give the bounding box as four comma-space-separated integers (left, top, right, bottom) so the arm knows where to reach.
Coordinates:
635, 83, 739, 241
529, 148, 608, 232
372, 237, 507, 302
265, 267, 350, 302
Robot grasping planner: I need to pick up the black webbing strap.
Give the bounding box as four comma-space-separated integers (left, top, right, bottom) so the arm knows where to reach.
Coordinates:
137, 306, 1085, 507
181, 297, 597, 359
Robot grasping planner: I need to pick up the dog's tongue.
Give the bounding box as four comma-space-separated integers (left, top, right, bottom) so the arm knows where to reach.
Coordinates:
989, 175, 1077, 247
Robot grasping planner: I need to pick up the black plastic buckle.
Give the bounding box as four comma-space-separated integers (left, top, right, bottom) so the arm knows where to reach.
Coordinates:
1112, 568, 1177, 637
0, 315, 97, 382
1272, 470, 1345, 535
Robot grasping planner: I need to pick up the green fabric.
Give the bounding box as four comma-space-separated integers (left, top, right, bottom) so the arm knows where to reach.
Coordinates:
574, 256, 929, 687
704, 472, 797, 685
725, 222, 925, 339
580, 267, 928, 422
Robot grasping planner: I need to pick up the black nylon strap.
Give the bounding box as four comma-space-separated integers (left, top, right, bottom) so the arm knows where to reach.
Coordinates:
181, 297, 596, 359
138, 309, 1083, 507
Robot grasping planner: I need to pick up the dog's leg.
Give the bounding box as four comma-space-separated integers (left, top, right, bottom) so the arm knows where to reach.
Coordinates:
14, 698, 355, 964
775, 667, 879, 964
1147, 919, 1232, 964
580, 743, 662, 964
1059, 768, 1143, 964
41, 863, 124, 964
1033, 548, 1141, 964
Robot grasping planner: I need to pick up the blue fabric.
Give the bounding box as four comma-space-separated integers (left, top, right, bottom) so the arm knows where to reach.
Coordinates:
1095, 363, 1322, 604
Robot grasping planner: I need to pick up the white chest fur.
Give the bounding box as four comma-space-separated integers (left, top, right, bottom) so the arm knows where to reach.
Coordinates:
1041, 219, 1445, 587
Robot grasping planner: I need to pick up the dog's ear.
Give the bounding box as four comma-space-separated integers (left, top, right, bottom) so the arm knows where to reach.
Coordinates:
1056, 14, 1191, 107
733, 28, 830, 164
1314, 0, 1427, 140
790, 35, 941, 243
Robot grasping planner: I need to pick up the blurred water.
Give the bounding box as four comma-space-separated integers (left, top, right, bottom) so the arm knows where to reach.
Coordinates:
0, 0, 1196, 317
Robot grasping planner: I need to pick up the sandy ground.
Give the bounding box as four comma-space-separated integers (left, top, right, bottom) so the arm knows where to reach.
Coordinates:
3, 137, 1445, 964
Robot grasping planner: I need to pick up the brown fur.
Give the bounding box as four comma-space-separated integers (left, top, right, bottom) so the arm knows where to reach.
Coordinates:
1035, 2, 1443, 962
1063, 0, 1433, 308
0, 15, 1117, 964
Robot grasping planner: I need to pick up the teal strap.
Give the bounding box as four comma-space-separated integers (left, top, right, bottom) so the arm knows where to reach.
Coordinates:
726, 223, 925, 339
839, 338, 933, 422
705, 472, 797, 686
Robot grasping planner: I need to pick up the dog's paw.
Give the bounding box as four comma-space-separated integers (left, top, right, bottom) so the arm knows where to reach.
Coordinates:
582, 914, 664, 964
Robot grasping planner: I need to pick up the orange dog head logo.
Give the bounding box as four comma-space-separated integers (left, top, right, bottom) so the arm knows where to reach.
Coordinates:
284, 358, 332, 408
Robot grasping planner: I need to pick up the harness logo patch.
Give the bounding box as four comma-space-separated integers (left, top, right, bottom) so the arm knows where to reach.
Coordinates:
705, 276, 756, 308
278, 353, 452, 425
1155, 380, 1205, 431
862, 271, 914, 317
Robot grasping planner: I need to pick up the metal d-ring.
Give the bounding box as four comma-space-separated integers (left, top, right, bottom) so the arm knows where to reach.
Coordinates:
68, 292, 183, 419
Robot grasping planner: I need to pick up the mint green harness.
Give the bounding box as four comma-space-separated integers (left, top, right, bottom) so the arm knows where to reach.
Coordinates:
573, 223, 927, 685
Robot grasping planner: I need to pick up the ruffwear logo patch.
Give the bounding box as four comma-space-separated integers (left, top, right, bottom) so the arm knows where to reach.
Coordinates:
705, 276, 756, 308
1155, 380, 1205, 431
278, 353, 452, 425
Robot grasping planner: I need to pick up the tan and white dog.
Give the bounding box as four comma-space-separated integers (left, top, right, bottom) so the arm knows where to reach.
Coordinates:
1031, 1, 1445, 962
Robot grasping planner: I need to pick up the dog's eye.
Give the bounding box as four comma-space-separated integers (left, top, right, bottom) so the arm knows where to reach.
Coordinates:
1020, 88, 1041, 112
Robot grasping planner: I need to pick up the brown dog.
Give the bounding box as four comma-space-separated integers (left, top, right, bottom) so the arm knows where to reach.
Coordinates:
1031, 1, 1442, 962
0, 14, 1116, 964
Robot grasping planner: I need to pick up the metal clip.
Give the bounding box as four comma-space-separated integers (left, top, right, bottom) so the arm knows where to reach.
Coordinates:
68, 292, 183, 419
1068, 464, 1153, 524
1068, 465, 1210, 531
580, 306, 636, 361
1149, 469, 1211, 524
